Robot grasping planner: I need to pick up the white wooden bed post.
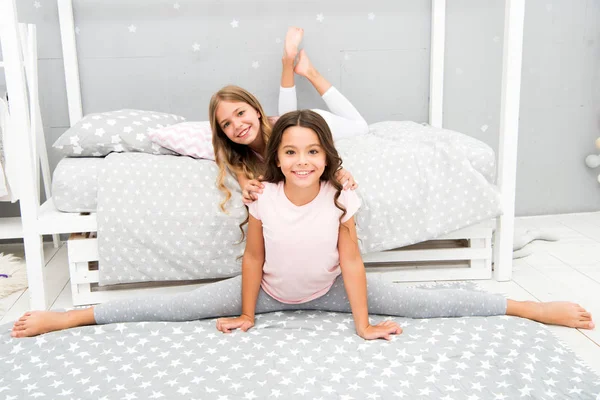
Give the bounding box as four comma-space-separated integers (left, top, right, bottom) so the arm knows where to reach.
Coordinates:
20, 23, 61, 248
0, 0, 48, 309
429, 0, 445, 128
494, 0, 525, 281
57, 0, 83, 125
428, 0, 523, 281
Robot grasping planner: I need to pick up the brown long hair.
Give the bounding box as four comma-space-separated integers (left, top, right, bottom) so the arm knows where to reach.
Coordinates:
209, 85, 272, 212
238, 110, 347, 242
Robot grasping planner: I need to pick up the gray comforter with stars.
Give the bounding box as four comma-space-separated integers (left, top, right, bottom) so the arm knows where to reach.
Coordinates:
97, 121, 502, 285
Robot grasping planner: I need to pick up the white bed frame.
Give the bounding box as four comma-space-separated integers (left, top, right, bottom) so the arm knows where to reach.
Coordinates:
0, 0, 524, 309
0, 24, 60, 246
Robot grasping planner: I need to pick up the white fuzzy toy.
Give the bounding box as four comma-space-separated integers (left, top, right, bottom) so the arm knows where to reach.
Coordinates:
584, 137, 600, 183
0, 252, 28, 299
512, 228, 559, 259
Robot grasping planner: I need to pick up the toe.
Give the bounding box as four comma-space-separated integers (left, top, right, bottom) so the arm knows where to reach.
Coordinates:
11, 330, 24, 338
580, 312, 592, 320
575, 320, 594, 330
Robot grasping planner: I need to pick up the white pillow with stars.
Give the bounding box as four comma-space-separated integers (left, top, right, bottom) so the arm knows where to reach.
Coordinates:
52, 109, 185, 156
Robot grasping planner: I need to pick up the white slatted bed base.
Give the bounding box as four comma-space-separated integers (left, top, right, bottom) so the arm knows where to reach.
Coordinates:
363, 223, 493, 281
66, 214, 493, 306
67, 233, 212, 306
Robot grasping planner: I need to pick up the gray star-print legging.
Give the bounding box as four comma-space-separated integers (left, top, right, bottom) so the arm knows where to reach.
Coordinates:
93, 274, 507, 324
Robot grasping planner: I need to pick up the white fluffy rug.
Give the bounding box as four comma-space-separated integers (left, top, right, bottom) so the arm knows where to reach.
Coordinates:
0, 253, 28, 299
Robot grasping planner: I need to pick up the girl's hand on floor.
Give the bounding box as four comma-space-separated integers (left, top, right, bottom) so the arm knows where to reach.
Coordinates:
216, 315, 255, 333
242, 179, 264, 204
358, 321, 403, 340
335, 168, 358, 190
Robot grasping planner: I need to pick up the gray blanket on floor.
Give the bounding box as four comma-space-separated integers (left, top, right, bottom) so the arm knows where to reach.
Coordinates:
1, 284, 598, 399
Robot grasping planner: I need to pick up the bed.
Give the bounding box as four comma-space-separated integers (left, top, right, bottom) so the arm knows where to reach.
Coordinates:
52, 119, 501, 299
51, 121, 498, 214
1, 0, 522, 312
6, 1, 597, 400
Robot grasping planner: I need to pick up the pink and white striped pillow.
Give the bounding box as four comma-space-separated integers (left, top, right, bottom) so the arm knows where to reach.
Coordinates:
148, 121, 215, 160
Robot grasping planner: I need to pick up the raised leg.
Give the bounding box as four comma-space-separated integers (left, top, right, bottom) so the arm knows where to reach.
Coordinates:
293, 50, 369, 139
281, 27, 303, 89
278, 27, 303, 115
294, 49, 332, 96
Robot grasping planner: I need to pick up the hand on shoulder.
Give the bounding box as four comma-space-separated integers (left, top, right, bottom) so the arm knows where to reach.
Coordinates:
242, 177, 265, 205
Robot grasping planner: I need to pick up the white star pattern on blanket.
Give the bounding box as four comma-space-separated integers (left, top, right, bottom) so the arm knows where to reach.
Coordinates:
94, 119, 501, 285
98, 153, 245, 284
53, 121, 503, 285
1, 299, 599, 399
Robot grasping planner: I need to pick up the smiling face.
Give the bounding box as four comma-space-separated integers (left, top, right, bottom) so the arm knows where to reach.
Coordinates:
277, 126, 327, 190
215, 100, 262, 146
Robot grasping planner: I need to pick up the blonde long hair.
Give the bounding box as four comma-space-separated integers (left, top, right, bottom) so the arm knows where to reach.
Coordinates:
209, 85, 272, 212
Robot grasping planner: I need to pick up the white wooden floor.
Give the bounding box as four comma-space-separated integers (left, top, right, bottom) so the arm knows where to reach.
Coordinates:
1, 212, 599, 375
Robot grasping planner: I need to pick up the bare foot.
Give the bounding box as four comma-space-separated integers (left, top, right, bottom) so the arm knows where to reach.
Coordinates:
284, 27, 303, 60
533, 302, 594, 329
294, 49, 316, 78
11, 311, 73, 338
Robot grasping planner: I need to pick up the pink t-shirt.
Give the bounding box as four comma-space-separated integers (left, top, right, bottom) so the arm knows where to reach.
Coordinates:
248, 181, 361, 304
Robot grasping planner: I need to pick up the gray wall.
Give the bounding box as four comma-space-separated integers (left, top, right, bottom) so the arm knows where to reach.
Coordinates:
1, 0, 599, 217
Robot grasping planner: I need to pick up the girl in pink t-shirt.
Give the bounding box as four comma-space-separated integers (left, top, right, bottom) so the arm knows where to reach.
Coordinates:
12, 110, 594, 340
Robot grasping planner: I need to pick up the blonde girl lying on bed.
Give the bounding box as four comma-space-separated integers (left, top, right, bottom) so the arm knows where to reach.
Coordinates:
209, 27, 368, 209
11, 110, 594, 339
